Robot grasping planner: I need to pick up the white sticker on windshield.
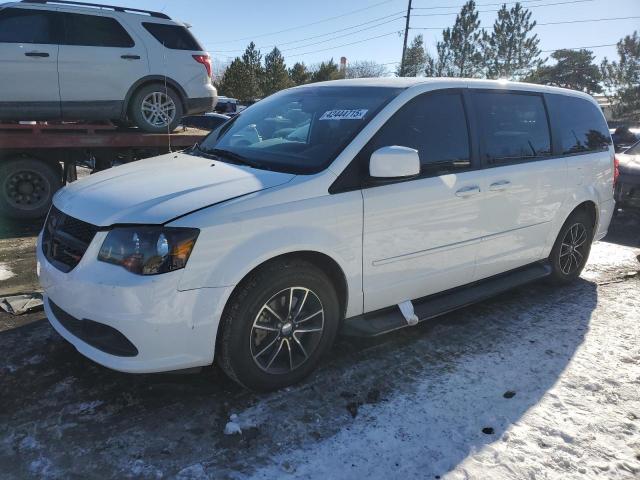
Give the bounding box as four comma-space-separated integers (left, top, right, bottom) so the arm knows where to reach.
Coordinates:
319, 109, 368, 121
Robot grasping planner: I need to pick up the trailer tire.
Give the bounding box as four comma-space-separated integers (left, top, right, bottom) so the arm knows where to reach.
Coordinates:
129, 83, 183, 133
0, 157, 61, 220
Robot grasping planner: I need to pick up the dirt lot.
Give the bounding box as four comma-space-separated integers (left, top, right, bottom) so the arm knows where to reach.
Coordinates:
0, 213, 639, 479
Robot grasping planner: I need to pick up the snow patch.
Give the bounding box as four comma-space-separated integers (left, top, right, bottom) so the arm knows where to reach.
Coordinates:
0, 263, 14, 281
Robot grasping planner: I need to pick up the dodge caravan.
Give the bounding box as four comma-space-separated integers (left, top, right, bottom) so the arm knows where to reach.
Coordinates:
38, 78, 616, 390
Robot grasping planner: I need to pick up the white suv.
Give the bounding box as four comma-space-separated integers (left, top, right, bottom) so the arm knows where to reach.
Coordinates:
37, 78, 616, 390
0, 0, 217, 132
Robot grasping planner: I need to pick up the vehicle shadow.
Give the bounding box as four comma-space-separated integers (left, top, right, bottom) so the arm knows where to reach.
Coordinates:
0, 217, 43, 241
0, 276, 598, 478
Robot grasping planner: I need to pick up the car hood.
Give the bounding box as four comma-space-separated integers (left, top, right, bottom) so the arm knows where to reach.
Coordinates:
53, 152, 295, 226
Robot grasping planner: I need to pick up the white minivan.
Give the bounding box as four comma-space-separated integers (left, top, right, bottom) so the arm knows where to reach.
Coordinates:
37, 78, 616, 390
0, 0, 216, 132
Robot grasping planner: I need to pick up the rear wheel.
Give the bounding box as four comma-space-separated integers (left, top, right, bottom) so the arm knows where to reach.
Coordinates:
217, 259, 340, 391
548, 210, 593, 284
130, 84, 183, 133
0, 157, 61, 219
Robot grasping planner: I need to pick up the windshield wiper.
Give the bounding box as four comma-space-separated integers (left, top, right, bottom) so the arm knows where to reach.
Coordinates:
202, 147, 263, 169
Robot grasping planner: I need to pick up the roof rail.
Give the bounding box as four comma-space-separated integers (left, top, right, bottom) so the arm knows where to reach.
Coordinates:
20, 0, 171, 19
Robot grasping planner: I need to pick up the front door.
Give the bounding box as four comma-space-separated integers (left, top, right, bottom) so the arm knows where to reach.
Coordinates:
57, 10, 148, 120
0, 6, 62, 119
361, 91, 485, 312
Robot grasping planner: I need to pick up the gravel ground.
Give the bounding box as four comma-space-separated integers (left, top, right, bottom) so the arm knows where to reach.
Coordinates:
0, 212, 638, 479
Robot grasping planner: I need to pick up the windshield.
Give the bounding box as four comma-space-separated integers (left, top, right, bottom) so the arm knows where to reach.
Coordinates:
198, 86, 404, 174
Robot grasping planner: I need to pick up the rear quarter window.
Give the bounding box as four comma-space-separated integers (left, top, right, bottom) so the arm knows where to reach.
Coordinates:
142, 22, 202, 50
546, 94, 612, 154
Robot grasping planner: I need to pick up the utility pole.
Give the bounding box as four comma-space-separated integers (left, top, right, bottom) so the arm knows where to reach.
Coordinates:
399, 0, 412, 76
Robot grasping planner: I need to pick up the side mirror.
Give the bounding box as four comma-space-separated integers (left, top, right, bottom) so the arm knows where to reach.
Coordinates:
369, 146, 420, 179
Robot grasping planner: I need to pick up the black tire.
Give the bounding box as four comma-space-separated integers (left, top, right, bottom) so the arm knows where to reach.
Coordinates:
0, 157, 61, 220
548, 209, 594, 284
217, 259, 340, 391
129, 83, 183, 133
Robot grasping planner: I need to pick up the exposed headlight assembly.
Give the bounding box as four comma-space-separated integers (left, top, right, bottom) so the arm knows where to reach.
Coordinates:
98, 227, 199, 275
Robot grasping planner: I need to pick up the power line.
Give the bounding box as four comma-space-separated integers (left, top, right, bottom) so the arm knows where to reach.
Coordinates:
281, 16, 405, 53
208, 10, 406, 53
287, 31, 403, 59
213, 0, 398, 44
541, 43, 617, 52
411, 15, 640, 31
412, 0, 595, 16
412, 0, 555, 10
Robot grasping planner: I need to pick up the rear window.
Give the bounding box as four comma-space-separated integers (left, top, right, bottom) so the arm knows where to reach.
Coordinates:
473, 92, 551, 163
142, 22, 202, 50
546, 94, 612, 154
63, 13, 134, 47
0, 7, 61, 44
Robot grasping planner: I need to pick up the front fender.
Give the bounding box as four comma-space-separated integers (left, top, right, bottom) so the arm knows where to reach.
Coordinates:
174, 191, 364, 318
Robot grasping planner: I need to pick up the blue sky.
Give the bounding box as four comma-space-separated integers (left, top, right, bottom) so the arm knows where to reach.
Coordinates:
109, 0, 639, 75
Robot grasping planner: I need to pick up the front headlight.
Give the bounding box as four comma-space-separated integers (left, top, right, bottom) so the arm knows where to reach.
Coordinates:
98, 227, 199, 275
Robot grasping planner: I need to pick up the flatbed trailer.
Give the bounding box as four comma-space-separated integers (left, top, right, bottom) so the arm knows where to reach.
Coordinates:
0, 122, 208, 220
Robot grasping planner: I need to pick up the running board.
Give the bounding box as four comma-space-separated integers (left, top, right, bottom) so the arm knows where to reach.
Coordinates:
341, 261, 552, 337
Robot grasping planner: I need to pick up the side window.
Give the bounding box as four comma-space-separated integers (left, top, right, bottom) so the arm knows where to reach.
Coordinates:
546, 94, 612, 154
363, 93, 471, 176
473, 92, 551, 164
0, 8, 61, 44
63, 13, 134, 48
142, 23, 203, 51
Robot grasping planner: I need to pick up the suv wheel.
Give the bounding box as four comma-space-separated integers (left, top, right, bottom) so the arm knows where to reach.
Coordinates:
548, 210, 593, 284
0, 157, 61, 219
130, 84, 183, 133
217, 259, 340, 391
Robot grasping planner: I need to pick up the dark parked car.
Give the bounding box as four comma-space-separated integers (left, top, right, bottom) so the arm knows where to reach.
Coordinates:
181, 112, 230, 131
615, 140, 640, 211
610, 126, 640, 153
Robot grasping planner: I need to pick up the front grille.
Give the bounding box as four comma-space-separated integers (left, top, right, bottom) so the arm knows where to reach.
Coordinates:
42, 206, 99, 272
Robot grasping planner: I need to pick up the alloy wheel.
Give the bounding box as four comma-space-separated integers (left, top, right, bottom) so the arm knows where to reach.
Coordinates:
559, 223, 588, 275
250, 287, 325, 375
141, 91, 176, 128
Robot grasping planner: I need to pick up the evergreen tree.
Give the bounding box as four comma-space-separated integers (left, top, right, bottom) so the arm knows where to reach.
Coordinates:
525, 49, 602, 93
310, 59, 343, 82
241, 42, 263, 100
399, 35, 427, 77
216, 58, 246, 100
483, 2, 542, 79
262, 47, 291, 96
289, 62, 311, 85
425, 30, 455, 77
449, 1, 485, 77
601, 31, 640, 120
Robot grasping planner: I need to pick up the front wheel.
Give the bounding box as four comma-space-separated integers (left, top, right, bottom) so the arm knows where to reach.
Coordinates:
217, 259, 340, 391
548, 210, 593, 284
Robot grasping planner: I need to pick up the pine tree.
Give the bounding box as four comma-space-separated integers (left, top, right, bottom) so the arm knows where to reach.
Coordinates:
601, 31, 640, 120
289, 62, 311, 85
310, 59, 343, 82
262, 47, 292, 96
216, 58, 246, 100
525, 49, 602, 93
425, 30, 455, 77
399, 35, 427, 77
241, 42, 263, 100
449, 0, 484, 77
483, 2, 542, 79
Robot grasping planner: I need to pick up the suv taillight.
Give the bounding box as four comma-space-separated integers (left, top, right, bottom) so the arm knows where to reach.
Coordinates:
613, 155, 620, 190
193, 54, 212, 78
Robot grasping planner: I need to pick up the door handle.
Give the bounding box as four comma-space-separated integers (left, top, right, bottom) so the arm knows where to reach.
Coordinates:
25, 52, 49, 57
121, 54, 141, 60
489, 180, 511, 191
455, 185, 481, 198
